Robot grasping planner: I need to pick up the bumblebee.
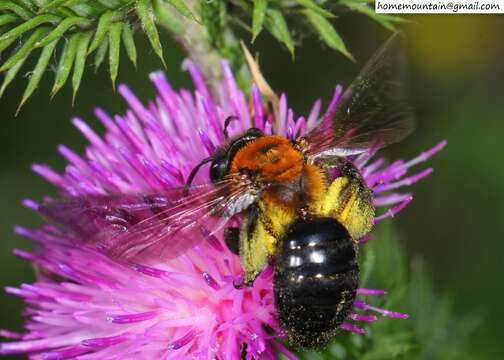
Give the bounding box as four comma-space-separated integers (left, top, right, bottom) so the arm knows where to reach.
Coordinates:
209, 130, 374, 348
41, 33, 414, 349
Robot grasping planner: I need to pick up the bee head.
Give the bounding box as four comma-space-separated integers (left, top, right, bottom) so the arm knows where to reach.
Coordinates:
210, 127, 264, 183
183, 128, 264, 195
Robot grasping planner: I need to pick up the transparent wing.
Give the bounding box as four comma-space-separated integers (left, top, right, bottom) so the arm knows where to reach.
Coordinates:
40, 180, 254, 262
302, 33, 415, 158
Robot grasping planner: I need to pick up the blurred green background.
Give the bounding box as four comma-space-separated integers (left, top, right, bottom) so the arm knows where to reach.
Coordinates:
1, 14, 503, 359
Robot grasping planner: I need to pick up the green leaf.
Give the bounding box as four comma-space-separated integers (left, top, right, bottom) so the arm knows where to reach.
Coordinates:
0, 54, 26, 98
0, 13, 18, 26
0, 26, 50, 72
121, 22, 136, 67
94, 35, 108, 71
0, 36, 16, 54
15, 0, 36, 13
0, 14, 60, 41
71, 31, 92, 104
136, 0, 165, 67
18, 39, 58, 112
265, 9, 294, 56
339, 0, 406, 31
0, 0, 33, 20
252, 0, 267, 42
38, 0, 72, 13
296, 0, 335, 18
51, 31, 80, 97
35, 16, 90, 48
166, 0, 198, 22
303, 9, 354, 61
108, 21, 122, 90
87, 10, 116, 54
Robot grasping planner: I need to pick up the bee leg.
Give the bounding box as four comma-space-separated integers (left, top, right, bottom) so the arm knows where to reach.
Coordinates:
224, 227, 240, 255
239, 204, 271, 286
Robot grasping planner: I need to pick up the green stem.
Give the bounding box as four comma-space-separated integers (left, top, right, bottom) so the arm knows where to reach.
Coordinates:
156, 0, 249, 97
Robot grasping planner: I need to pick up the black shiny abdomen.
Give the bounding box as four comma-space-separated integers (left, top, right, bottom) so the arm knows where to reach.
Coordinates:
274, 217, 359, 349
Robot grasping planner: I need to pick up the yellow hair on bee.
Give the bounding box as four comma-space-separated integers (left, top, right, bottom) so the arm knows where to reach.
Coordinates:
316, 176, 374, 241
259, 195, 296, 242
239, 219, 271, 283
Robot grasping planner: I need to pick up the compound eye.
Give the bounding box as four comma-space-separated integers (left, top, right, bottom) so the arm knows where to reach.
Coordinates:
210, 157, 229, 183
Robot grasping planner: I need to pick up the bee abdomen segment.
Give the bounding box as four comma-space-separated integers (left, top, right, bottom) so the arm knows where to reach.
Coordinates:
274, 217, 359, 349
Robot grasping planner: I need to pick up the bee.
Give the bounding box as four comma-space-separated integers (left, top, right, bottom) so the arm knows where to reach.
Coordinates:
41, 33, 414, 349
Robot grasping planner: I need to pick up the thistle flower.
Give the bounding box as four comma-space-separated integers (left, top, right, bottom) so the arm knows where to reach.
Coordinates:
0, 61, 446, 359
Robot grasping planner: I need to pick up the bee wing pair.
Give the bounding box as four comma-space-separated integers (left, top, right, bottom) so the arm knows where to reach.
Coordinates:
302, 33, 415, 159
40, 181, 248, 261
40, 33, 414, 262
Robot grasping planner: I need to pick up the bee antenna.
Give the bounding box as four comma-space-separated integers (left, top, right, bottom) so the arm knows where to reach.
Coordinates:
223, 115, 239, 140
183, 157, 214, 196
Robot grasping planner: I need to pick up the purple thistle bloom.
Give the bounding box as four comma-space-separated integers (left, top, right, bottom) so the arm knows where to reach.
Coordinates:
1, 61, 445, 359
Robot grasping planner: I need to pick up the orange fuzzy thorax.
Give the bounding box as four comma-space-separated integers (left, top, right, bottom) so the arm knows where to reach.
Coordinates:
229, 136, 326, 213
229, 136, 304, 183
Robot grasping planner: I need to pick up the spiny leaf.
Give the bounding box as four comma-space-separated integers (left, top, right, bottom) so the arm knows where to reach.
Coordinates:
51, 31, 80, 97
38, 0, 71, 13
303, 9, 354, 61
252, 0, 268, 42
55, 7, 79, 18
15, 0, 36, 13
166, 0, 198, 22
0, 26, 50, 72
0, 13, 17, 26
0, 36, 16, 54
71, 30, 92, 104
94, 35, 108, 71
34, 16, 91, 48
121, 22, 136, 67
87, 10, 117, 54
18, 39, 58, 112
136, 0, 165, 67
0, 0, 33, 20
108, 21, 122, 90
0, 0, 402, 107
296, 0, 335, 18
0, 54, 26, 97
0, 14, 60, 41
265, 9, 294, 56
